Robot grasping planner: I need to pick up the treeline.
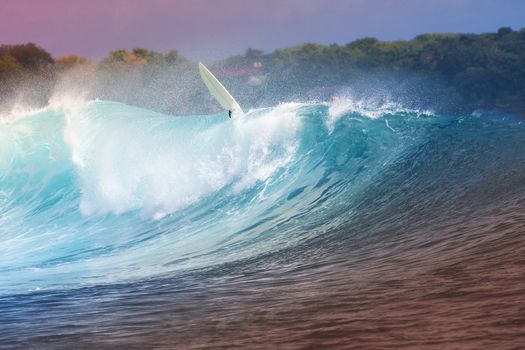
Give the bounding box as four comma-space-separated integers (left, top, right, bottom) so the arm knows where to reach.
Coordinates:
0, 43, 54, 99
1, 26, 525, 114
0, 44, 188, 95
0, 44, 195, 113
218, 26, 525, 113
0, 44, 187, 78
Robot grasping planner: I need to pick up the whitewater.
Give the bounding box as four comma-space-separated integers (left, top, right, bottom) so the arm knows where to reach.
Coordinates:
1, 97, 525, 348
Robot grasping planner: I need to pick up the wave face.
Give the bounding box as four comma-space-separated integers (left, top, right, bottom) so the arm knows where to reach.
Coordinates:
1, 99, 525, 348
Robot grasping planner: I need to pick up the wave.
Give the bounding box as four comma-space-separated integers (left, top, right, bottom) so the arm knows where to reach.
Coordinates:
1, 97, 524, 296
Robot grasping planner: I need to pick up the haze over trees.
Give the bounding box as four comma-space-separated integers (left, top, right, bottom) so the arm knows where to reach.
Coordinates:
0, 26, 524, 115
223, 26, 525, 113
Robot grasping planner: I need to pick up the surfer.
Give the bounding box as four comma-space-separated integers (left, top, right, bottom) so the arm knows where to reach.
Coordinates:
198, 62, 244, 119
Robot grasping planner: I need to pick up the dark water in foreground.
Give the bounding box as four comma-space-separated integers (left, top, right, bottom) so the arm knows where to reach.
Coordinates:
1, 100, 525, 348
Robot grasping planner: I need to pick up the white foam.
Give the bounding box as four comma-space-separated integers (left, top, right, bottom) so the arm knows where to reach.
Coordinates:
0, 104, 48, 124
327, 96, 434, 132
61, 100, 302, 219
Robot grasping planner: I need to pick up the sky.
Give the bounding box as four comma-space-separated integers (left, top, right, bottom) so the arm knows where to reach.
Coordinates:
0, 0, 524, 62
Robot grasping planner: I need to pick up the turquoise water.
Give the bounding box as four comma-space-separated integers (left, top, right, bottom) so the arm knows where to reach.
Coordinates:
1, 99, 525, 347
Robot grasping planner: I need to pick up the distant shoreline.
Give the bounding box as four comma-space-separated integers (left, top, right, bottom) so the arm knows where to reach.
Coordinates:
1, 26, 524, 116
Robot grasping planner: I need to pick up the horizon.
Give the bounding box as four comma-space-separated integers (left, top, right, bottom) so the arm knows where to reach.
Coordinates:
1, 0, 524, 62
4, 25, 525, 64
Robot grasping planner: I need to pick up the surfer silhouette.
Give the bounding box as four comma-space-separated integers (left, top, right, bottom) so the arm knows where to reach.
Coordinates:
198, 62, 244, 119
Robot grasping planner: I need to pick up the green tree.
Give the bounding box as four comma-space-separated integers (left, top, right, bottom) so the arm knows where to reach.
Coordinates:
3, 43, 53, 71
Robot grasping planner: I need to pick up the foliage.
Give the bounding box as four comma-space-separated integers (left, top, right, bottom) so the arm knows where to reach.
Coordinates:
1, 27, 525, 114
0, 43, 53, 72
218, 27, 525, 113
0, 43, 55, 99
100, 48, 187, 69
55, 55, 89, 70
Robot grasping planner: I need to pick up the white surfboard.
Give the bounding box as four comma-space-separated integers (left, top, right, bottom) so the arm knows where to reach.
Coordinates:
198, 62, 244, 118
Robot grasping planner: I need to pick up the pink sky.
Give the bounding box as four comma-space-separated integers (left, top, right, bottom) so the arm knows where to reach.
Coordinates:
0, 0, 524, 62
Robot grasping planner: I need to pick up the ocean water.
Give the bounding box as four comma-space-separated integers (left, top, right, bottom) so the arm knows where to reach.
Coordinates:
1, 98, 525, 348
